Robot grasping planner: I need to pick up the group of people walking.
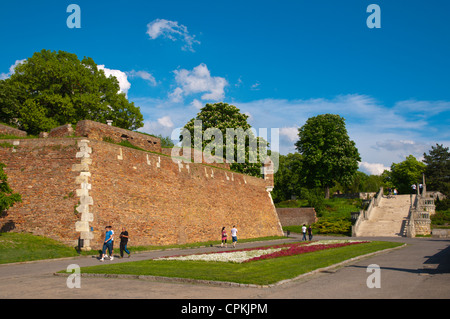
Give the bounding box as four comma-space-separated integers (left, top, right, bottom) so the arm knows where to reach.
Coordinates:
100, 224, 240, 262
220, 225, 238, 248
100, 226, 131, 261
301, 224, 313, 241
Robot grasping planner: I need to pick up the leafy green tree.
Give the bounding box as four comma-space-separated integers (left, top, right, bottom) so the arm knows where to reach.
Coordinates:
389, 155, 426, 194
157, 134, 175, 148
181, 102, 267, 177
423, 144, 450, 196
272, 153, 303, 202
335, 171, 384, 194
0, 163, 21, 214
295, 114, 361, 198
0, 49, 143, 135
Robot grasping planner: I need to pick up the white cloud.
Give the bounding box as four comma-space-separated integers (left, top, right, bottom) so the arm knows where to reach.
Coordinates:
359, 162, 390, 175
169, 87, 184, 103
0, 59, 26, 79
97, 65, 131, 96
170, 63, 228, 102
146, 18, 200, 52
251, 82, 261, 90
279, 127, 299, 142
127, 70, 157, 86
139, 116, 175, 139
393, 99, 450, 117
157, 115, 174, 128
191, 99, 203, 109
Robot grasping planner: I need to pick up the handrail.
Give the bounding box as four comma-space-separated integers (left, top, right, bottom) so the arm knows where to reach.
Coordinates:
352, 187, 383, 237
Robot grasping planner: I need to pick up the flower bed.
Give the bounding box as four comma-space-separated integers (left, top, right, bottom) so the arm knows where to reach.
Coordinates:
245, 240, 368, 263
154, 240, 369, 264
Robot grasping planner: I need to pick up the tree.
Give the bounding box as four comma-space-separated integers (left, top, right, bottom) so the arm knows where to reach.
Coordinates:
0, 163, 21, 214
423, 144, 450, 196
181, 102, 267, 177
157, 134, 175, 148
0, 49, 143, 135
295, 114, 361, 199
272, 153, 303, 202
389, 155, 426, 194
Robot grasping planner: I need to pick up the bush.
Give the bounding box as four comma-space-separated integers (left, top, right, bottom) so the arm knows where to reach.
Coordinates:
303, 188, 325, 216
435, 197, 450, 212
431, 210, 450, 226
312, 217, 352, 236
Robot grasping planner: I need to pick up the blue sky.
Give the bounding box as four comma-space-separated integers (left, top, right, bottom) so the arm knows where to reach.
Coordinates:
1, 0, 449, 174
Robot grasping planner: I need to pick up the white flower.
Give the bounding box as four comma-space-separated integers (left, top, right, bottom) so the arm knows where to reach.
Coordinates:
155, 248, 283, 263
306, 240, 364, 246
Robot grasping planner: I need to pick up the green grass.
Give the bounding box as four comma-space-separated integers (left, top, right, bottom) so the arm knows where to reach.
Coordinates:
79, 241, 402, 285
0, 232, 79, 264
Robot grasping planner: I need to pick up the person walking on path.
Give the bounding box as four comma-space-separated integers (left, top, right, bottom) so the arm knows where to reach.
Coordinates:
307, 225, 313, 241
231, 225, 238, 248
100, 226, 114, 261
110, 226, 115, 256
119, 227, 131, 258
221, 227, 228, 248
302, 224, 307, 241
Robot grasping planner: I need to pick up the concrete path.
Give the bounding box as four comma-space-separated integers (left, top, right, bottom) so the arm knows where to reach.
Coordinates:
357, 195, 412, 237
0, 235, 449, 300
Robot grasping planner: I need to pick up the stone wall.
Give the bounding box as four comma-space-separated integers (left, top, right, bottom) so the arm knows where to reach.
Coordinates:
160, 147, 231, 170
0, 137, 283, 249
0, 138, 80, 241
75, 120, 161, 153
276, 208, 317, 226
48, 124, 74, 138
432, 229, 450, 238
0, 124, 27, 137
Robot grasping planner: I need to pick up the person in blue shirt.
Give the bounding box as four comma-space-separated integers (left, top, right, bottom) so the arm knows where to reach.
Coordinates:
100, 226, 114, 261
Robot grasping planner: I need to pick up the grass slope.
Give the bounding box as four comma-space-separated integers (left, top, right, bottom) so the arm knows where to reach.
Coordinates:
0, 233, 79, 264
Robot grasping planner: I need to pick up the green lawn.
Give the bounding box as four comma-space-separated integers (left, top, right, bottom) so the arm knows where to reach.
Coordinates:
79, 241, 403, 285
0, 232, 79, 264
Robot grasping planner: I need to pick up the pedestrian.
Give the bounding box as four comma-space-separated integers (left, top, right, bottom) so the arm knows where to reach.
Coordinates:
393, 188, 398, 196
307, 225, 313, 241
110, 226, 115, 256
119, 227, 131, 258
302, 224, 307, 241
231, 225, 238, 248
100, 226, 114, 261
221, 226, 227, 248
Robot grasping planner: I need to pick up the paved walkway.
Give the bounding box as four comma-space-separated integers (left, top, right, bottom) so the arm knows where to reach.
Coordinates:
1, 235, 449, 299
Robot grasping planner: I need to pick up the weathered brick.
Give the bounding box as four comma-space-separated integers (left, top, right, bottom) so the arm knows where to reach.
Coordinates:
0, 131, 283, 249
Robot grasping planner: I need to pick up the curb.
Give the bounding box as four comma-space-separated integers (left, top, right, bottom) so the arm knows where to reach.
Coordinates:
55, 243, 407, 288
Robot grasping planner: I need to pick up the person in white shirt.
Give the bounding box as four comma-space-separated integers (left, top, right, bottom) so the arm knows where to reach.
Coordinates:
231, 226, 238, 248
302, 224, 307, 241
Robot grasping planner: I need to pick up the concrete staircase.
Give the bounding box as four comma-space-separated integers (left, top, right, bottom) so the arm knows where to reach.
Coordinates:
356, 194, 411, 237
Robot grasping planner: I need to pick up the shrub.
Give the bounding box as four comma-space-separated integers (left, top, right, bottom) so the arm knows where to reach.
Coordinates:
312, 217, 352, 235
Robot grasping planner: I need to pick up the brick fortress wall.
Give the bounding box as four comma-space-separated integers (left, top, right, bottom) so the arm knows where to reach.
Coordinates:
276, 208, 318, 227
0, 121, 283, 249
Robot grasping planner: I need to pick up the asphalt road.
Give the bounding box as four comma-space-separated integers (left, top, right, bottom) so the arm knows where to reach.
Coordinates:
0, 235, 449, 301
